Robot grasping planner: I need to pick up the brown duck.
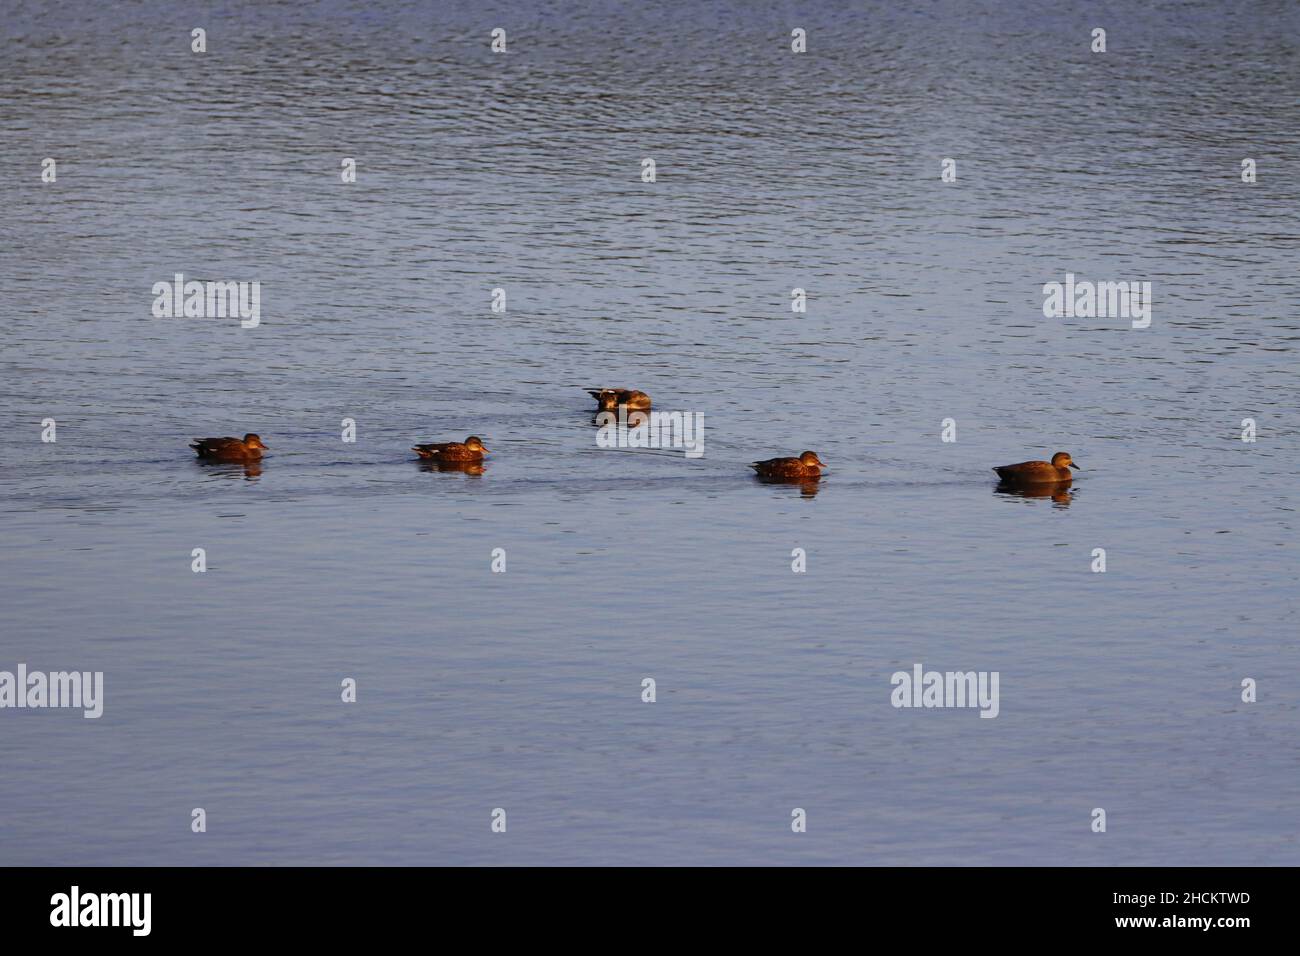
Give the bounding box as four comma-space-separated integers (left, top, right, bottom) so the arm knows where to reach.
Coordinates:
750, 451, 827, 480
190, 433, 268, 461
411, 436, 488, 461
588, 388, 651, 411
993, 452, 1079, 483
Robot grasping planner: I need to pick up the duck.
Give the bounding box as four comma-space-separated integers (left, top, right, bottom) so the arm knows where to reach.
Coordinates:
993, 451, 1079, 483
588, 388, 651, 411
190, 433, 268, 461
411, 436, 488, 461
750, 451, 827, 480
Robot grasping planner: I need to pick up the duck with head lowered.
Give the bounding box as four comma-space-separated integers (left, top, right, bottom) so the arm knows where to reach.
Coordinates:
588, 388, 651, 412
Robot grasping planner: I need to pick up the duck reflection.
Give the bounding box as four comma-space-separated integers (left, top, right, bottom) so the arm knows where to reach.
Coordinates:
755, 475, 822, 498
196, 459, 262, 481
994, 479, 1073, 507
417, 458, 485, 477
591, 409, 651, 429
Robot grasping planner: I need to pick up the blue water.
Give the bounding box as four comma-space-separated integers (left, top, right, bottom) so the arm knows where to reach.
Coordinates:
0, 0, 1297, 865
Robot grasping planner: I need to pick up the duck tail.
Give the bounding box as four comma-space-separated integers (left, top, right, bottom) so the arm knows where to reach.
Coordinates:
748, 463, 760, 471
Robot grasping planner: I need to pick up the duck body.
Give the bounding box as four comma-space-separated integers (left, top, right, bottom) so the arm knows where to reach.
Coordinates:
411, 435, 488, 461
190, 434, 267, 461
588, 388, 651, 411
993, 452, 1078, 484
750, 451, 826, 480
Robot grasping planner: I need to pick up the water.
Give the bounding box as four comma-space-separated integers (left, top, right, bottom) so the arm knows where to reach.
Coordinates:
0, 0, 1297, 865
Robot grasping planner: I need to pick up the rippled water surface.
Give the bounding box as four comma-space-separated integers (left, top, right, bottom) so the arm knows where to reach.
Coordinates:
1, 0, 1297, 865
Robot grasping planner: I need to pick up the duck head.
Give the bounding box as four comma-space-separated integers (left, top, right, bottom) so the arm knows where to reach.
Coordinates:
243, 433, 268, 451
1050, 451, 1078, 469
799, 451, 826, 469
464, 436, 488, 453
